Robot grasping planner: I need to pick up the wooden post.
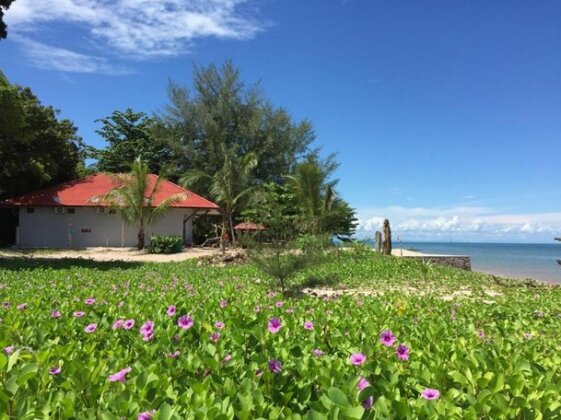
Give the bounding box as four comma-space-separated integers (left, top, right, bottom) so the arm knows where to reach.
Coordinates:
382, 219, 392, 256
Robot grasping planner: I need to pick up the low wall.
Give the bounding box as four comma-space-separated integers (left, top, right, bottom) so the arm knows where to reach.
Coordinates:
402, 255, 472, 271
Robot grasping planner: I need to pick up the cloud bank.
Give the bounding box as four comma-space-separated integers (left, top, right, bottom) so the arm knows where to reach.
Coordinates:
357, 205, 561, 243
8, 0, 263, 73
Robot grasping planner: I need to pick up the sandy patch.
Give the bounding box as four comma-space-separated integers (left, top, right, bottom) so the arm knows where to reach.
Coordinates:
0, 247, 237, 263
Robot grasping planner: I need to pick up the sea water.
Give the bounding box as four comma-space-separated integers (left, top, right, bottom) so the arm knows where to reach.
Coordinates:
362, 241, 561, 284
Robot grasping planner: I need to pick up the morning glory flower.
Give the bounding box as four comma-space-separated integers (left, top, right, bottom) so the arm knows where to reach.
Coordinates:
357, 376, 370, 391
138, 410, 155, 420
51, 310, 61, 318
123, 319, 135, 330
112, 319, 125, 330
49, 367, 61, 375
73, 311, 85, 318
268, 317, 282, 333
268, 359, 282, 373
140, 320, 154, 335
313, 348, 324, 357
178, 315, 194, 330
214, 321, 225, 329
380, 330, 396, 347
85, 323, 97, 333
304, 321, 314, 330
396, 344, 410, 361
421, 388, 440, 400
85, 298, 96, 305
108, 367, 132, 383
349, 353, 366, 366
167, 305, 176, 316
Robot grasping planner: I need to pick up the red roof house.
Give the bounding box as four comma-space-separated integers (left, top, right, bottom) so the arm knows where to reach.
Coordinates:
1, 174, 220, 248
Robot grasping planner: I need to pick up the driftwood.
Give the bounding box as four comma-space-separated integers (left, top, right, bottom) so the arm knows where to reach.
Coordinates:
382, 219, 392, 256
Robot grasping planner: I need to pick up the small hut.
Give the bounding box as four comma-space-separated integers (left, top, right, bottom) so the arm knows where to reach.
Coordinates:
234, 222, 266, 244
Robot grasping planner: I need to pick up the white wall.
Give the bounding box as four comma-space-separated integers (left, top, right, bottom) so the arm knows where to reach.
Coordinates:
17, 207, 194, 248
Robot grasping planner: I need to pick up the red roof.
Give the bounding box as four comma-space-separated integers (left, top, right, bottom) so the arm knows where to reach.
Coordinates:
234, 222, 266, 231
0, 173, 220, 210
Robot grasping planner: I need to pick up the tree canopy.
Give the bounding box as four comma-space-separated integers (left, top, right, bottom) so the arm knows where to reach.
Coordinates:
0, 0, 15, 40
0, 71, 85, 200
157, 60, 315, 183
94, 108, 170, 174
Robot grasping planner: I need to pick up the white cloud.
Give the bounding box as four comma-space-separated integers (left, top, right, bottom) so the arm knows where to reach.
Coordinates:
15, 36, 133, 75
356, 205, 561, 242
7, 0, 264, 72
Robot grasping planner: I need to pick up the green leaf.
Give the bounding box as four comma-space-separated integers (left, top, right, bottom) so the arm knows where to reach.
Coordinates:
327, 387, 348, 407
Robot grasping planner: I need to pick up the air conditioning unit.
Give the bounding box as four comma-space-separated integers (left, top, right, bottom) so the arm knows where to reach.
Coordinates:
54, 207, 65, 215
96, 207, 109, 215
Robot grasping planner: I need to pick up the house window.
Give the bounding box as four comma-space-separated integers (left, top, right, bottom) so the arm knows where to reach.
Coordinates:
26, 208, 35, 213
81, 228, 92, 233
67, 208, 76, 214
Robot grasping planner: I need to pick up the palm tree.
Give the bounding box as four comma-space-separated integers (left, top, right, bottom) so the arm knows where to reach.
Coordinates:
180, 146, 257, 248
285, 157, 338, 234
103, 157, 186, 249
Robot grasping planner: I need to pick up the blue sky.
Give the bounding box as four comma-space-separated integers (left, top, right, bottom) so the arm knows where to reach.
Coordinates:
1, 0, 560, 242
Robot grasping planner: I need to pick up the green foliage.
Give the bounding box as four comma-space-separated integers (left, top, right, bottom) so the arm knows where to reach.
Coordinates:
0, 70, 86, 244
0, 253, 560, 418
157, 60, 314, 184
0, 0, 15, 39
180, 145, 257, 248
103, 157, 186, 249
94, 108, 170, 174
286, 154, 357, 238
0, 71, 85, 200
147, 235, 183, 254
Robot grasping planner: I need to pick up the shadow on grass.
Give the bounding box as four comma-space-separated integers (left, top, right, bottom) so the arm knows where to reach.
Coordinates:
0, 257, 144, 271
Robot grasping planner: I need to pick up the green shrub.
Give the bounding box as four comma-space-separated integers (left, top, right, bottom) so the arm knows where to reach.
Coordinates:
147, 235, 182, 254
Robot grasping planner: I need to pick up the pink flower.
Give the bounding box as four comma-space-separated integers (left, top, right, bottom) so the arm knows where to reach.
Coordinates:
275, 301, 284, 307
357, 376, 370, 391
268, 359, 282, 373
267, 291, 277, 299
166, 305, 176, 316
304, 321, 314, 330
138, 410, 156, 420
223, 354, 232, 363
51, 310, 61, 318
17, 303, 27, 310
349, 353, 366, 366
220, 300, 228, 308
267, 317, 282, 333
166, 351, 180, 359
210, 332, 221, 342
380, 330, 396, 347
85, 323, 97, 333
421, 388, 440, 400
118, 301, 125, 308
142, 331, 154, 341
49, 367, 61, 375
396, 344, 410, 361
178, 315, 194, 330
108, 367, 132, 383
73, 311, 85, 318
123, 319, 135, 330
362, 396, 374, 410
214, 321, 225, 329
140, 320, 154, 335
85, 298, 96, 305
112, 319, 125, 330
254, 305, 261, 313
2, 302, 10, 308
4, 346, 14, 355
285, 307, 295, 314
313, 348, 324, 357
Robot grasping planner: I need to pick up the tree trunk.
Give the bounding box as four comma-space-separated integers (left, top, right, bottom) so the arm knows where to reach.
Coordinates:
137, 225, 145, 250
382, 219, 392, 256
229, 212, 237, 248
220, 214, 228, 251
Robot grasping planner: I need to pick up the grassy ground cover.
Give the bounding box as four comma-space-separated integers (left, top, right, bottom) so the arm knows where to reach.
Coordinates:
0, 252, 560, 419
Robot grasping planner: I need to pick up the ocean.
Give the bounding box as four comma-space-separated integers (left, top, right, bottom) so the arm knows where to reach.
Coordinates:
362, 241, 561, 284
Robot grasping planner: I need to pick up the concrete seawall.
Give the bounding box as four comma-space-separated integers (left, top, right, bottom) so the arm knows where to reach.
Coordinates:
402, 255, 472, 271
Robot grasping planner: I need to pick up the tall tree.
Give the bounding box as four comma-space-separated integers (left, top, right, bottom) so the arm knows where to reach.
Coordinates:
180, 145, 257, 248
0, 0, 15, 40
157, 60, 314, 183
0, 71, 85, 200
103, 157, 186, 250
286, 153, 356, 238
0, 71, 87, 244
95, 108, 169, 174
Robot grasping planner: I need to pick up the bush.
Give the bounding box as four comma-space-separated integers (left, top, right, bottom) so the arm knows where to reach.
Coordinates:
147, 235, 183, 254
